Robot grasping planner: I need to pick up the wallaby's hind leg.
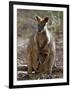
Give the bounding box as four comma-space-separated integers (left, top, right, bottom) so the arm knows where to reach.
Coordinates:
27, 54, 32, 74
45, 54, 55, 79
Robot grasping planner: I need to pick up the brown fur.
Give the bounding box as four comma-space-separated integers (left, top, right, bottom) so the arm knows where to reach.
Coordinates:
27, 16, 55, 76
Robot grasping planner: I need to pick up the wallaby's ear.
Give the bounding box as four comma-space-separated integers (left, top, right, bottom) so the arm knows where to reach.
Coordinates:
35, 16, 42, 22
43, 17, 49, 23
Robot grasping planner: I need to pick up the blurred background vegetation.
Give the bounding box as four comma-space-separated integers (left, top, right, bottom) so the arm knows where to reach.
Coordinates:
17, 9, 63, 80
17, 9, 63, 38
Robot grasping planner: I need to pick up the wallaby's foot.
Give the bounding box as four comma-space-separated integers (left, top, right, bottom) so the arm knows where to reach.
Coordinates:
39, 73, 52, 79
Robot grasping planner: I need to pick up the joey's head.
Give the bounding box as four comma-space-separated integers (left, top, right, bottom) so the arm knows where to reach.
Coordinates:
35, 16, 49, 32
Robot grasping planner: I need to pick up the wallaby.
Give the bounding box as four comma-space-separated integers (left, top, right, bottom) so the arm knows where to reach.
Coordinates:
27, 16, 56, 78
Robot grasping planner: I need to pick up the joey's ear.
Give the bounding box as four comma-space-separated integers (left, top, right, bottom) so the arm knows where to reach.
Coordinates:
35, 16, 42, 22
43, 17, 49, 23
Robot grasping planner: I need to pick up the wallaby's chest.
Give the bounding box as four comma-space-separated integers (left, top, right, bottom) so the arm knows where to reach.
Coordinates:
36, 31, 48, 49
